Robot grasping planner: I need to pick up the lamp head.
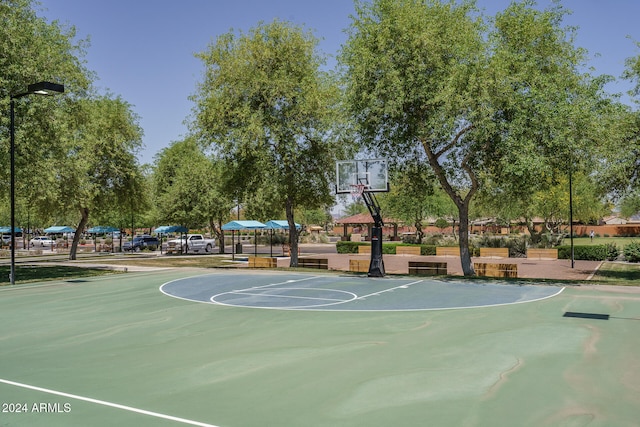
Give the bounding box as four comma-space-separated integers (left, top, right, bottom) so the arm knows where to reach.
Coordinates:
27, 81, 64, 96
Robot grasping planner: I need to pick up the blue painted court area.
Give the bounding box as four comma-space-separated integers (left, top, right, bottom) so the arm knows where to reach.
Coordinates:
160, 272, 564, 311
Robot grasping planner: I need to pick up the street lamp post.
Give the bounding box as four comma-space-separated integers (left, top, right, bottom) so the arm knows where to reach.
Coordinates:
9, 81, 64, 285
569, 166, 574, 269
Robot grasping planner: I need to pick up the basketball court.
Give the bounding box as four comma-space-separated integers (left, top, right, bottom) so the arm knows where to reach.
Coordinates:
1, 269, 639, 426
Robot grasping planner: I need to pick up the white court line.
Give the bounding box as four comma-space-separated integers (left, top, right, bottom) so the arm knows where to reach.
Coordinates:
0, 378, 219, 427
233, 275, 321, 292
356, 279, 424, 300
227, 291, 347, 302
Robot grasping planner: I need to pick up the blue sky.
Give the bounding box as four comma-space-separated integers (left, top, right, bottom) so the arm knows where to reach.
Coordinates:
37, 0, 640, 165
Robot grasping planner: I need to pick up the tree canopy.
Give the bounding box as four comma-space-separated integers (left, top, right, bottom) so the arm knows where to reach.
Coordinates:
340, 0, 611, 275
192, 19, 344, 265
2, 0, 146, 256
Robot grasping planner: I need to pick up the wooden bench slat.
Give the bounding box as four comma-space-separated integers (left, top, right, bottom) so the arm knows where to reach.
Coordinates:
408, 261, 447, 276
527, 248, 558, 260
248, 257, 277, 268
396, 246, 421, 256
299, 258, 328, 269
358, 245, 371, 254
474, 262, 517, 278
436, 247, 460, 256
349, 259, 369, 273
479, 247, 509, 258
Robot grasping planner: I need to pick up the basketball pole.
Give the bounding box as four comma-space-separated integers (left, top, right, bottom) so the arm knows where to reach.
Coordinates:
361, 190, 385, 277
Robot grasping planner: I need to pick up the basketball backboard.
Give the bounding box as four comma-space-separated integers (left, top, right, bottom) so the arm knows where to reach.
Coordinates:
336, 159, 388, 194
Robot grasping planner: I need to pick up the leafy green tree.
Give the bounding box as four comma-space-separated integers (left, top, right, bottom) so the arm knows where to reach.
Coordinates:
93, 165, 152, 248
1, 0, 92, 228
297, 207, 332, 228
344, 199, 368, 217
379, 162, 450, 243
596, 45, 640, 199
623, 42, 640, 100
153, 138, 235, 252
53, 95, 143, 259
340, 0, 606, 275
192, 20, 343, 266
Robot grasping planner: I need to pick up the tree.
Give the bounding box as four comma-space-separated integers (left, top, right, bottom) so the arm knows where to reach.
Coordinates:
344, 199, 368, 216
192, 20, 343, 266
1, 0, 93, 228
1, 0, 149, 260
152, 138, 235, 253
378, 162, 451, 243
620, 191, 640, 218
297, 207, 333, 229
597, 45, 640, 199
52, 95, 144, 259
340, 0, 605, 275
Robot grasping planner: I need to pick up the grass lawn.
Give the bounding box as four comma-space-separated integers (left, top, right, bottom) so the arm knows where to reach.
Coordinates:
0, 265, 119, 285
570, 236, 640, 247
93, 255, 237, 268
591, 261, 640, 285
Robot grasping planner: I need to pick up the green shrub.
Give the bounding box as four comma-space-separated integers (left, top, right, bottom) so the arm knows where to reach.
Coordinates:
336, 241, 438, 255
623, 241, 640, 263
336, 241, 365, 254
604, 242, 619, 261
420, 245, 437, 255
557, 244, 616, 261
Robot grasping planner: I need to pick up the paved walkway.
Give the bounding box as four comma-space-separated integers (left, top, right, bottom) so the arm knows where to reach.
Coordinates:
280, 244, 602, 281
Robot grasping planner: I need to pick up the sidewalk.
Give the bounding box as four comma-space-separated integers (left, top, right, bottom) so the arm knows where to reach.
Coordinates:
290, 244, 601, 281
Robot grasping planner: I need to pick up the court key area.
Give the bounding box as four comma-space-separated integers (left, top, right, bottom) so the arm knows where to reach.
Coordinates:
160, 272, 564, 311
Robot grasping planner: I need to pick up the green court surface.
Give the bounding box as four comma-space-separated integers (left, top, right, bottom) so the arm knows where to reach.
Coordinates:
1, 270, 639, 426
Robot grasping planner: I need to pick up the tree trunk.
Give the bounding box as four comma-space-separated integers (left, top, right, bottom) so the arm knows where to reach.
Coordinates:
70, 207, 89, 260
286, 198, 299, 267
457, 204, 475, 276
415, 215, 424, 244
209, 217, 225, 254
421, 134, 476, 276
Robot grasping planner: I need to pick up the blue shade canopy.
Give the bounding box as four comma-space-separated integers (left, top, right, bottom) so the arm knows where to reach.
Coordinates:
87, 226, 119, 233
0, 226, 22, 233
44, 226, 75, 233
155, 225, 189, 234
221, 220, 266, 231
264, 220, 301, 230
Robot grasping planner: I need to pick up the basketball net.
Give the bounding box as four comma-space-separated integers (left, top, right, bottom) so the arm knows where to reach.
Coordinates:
350, 183, 367, 201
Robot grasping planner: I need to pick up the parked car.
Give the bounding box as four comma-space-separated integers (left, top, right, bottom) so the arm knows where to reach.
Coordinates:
30, 236, 55, 247
166, 234, 215, 254
123, 235, 159, 252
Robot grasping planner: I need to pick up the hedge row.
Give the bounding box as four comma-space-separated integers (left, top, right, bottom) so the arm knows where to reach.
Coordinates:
557, 244, 619, 261
336, 241, 437, 255
336, 241, 640, 262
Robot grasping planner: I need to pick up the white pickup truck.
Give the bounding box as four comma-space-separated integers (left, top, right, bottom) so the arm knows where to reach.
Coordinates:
166, 234, 215, 254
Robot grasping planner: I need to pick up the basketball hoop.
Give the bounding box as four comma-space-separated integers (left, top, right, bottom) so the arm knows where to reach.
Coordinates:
350, 183, 367, 201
